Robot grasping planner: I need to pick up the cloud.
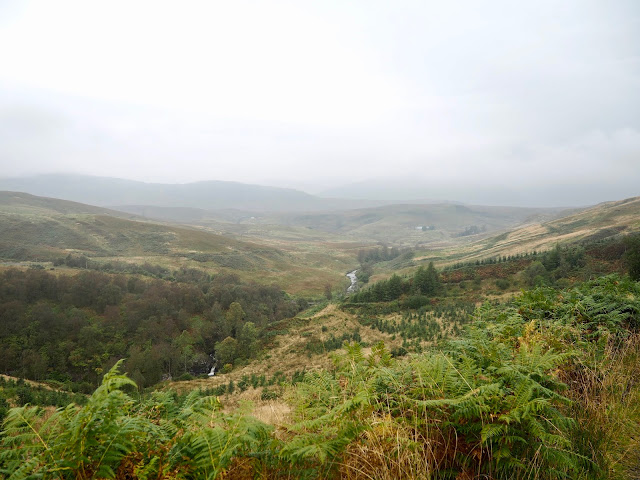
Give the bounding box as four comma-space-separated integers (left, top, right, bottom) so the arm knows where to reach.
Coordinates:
0, 1, 638, 205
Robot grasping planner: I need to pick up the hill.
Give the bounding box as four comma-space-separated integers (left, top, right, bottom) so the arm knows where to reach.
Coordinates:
0, 192, 355, 294
0, 174, 382, 212
114, 202, 570, 247
1, 192, 639, 478
437, 196, 640, 265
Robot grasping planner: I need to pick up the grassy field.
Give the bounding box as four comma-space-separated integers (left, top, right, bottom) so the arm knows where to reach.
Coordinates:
0, 192, 362, 295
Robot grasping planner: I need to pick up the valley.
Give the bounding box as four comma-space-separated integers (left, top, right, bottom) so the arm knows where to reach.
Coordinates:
2, 3, 638, 477
0, 180, 639, 479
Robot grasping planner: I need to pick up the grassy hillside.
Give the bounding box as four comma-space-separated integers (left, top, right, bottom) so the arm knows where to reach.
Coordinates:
0, 192, 356, 294
2, 190, 640, 478
353, 196, 640, 282
434, 196, 640, 266
115, 202, 570, 247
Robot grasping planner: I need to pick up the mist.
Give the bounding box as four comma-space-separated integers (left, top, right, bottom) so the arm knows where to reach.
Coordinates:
1, 1, 639, 206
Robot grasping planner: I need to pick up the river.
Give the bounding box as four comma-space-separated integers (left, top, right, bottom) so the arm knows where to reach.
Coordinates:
346, 270, 358, 293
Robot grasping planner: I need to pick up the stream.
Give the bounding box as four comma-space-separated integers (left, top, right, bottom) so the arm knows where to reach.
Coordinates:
346, 270, 358, 293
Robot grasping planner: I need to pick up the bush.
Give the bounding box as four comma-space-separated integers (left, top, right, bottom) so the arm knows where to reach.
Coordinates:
400, 294, 430, 309
624, 234, 640, 280
175, 373, 194, 382
261, 388, 280, 401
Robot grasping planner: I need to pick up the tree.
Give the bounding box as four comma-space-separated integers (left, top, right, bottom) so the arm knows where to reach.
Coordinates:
174, 330, 196, 374
237, 322, 258, 358
324, 284, 333, 301
385, 274, 403, 300
414, 262, 441, 296
224, 302, 245, 337
215, 336, 238, 366
523, 261, 547, 287
624, 234, 640, 281
358, 265, 373, 284
543, 244, 562, 271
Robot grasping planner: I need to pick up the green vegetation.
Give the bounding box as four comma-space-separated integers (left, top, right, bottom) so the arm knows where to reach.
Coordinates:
0, 268, 303, 390
1, 191, 640, 478
431, 196, 640, 271
2, 275, 638, 479
357, 245, 405, 266
348, 262, 442, 303
0, 192, 357, 296
356, 301, 476, 351
198, 369, 307, 397
0, 377, 87, 424
0, 361, 276, 479
305, 328, 363, 355
454, 224, 486, 237
624, 233, 640, 280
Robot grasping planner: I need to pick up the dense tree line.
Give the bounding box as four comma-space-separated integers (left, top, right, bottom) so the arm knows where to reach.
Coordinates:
454, 224, 486, 237
0, 268, 303, 390
356, 245, 404, 265
522, 244, 587, 286
349, 262, 442, 303
53, 253, 214, 283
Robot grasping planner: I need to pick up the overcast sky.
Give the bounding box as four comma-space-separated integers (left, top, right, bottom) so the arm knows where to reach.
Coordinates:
0, 0, 639, 205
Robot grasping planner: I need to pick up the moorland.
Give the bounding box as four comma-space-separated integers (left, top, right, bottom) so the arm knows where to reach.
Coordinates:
0, 175, 639, 479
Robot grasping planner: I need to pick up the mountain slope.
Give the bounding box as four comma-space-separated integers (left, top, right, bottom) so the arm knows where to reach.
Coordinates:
0, 191, 267, 258
438, 196, 640, 264
113, 202, 571, 247
0, 174, 331, 212
0, 192, 355, 294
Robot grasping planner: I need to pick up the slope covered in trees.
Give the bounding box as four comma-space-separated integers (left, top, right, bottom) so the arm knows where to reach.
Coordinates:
0, 268, 303, 390
1, 275, 639, 479
348, 261, 442, 304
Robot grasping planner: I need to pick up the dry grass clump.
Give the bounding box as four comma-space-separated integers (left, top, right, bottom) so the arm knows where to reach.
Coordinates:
564, 333, 640, 479
338, 415, 440, 480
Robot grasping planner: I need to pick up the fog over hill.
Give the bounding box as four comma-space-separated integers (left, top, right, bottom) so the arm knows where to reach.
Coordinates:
0, 174, 395, 212
317, 178, 640, 208
3, 174, 634, 214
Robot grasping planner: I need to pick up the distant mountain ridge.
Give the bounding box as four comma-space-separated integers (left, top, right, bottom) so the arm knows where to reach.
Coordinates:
319, 178, 640, 208
0, 174, 332, 212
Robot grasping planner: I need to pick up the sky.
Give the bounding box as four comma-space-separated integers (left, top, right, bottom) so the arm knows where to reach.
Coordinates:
0, 0, 639, 205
